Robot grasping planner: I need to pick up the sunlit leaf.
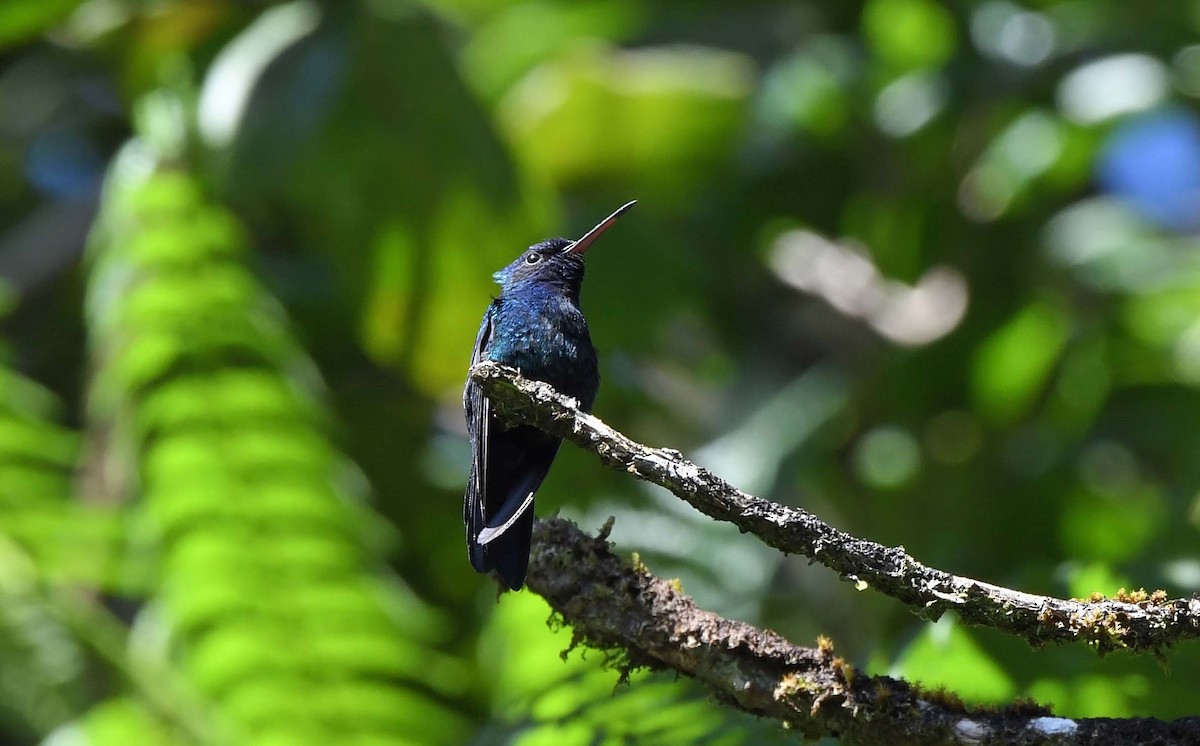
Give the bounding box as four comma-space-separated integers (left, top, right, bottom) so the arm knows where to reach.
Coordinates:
69, 698, 184, 746
462, 0, 644, 101
499, 45, 753, 198
863, 0, 957, 71
892, 616, 1015, 704
972, 301, 1071, 424
1043, 675, 1147, 718
482, 591, 788, 743
85, 148, 467, 745
1060, 484, 1165, 563
1064, 561, 1132, 601
758, 40, 854, 137
0, 0, 82, 49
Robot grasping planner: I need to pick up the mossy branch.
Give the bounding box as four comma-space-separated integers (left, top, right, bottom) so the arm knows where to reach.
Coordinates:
471, 361, 1200, 654
527, 516, 1200, 745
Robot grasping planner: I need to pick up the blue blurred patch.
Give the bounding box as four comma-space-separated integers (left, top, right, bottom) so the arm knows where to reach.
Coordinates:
25, 127, 105, 199
1097, 108, 1200, 232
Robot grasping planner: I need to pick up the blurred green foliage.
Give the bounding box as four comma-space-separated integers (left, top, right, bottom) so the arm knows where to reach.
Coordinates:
3, 0, 1200, 743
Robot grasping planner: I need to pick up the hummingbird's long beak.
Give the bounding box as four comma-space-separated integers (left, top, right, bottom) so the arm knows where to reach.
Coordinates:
564, 200, 636, 255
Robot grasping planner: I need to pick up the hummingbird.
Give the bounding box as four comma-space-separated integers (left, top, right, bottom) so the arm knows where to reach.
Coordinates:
464, 201, 635, 589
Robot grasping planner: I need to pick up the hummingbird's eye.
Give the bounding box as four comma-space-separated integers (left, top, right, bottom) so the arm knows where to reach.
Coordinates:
525, 252, 542, 265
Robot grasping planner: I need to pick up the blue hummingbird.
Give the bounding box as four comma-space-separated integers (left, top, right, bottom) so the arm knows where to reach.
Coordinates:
464, 201, 635, 589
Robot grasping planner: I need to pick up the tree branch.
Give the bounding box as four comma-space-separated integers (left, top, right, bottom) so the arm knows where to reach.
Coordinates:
527, 516, 1200, 745
471, 361, 1200, 654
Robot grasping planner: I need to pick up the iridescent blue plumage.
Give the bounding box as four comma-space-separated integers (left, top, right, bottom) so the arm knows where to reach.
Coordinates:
464, 203, 633, 589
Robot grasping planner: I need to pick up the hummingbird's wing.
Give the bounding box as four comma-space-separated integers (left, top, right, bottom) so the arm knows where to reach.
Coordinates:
463, 301, 559, 590
464, 304, 494, 566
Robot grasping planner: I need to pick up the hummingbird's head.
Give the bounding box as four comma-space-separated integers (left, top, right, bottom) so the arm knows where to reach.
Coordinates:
492, 237, 584, 290
492, 201, 636, 294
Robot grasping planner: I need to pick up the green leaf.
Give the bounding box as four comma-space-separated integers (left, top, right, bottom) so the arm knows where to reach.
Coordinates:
1064, 561, 1132, 601
863, 0, 957, 71
759, 42, 853, 137
482, 592, 787, 743
499, 45, 753, 198
1060, 484, 1165, 563
71, 698, 184, 746
462, 0, 644, 101
0, 0, 83, 49
87, 158, 468, 744
202, 7, 533, 395
972, 301, 1071, 424
892, 616, 1015, 704
1029, 674, 1148, 718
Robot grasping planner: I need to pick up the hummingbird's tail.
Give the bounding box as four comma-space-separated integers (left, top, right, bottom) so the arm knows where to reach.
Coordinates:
466, 423, 562, 590
471, 504, 535, 590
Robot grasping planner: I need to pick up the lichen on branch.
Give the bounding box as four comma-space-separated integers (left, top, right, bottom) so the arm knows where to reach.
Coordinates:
527, 516, 1200, 746
471, 361, 1200, 655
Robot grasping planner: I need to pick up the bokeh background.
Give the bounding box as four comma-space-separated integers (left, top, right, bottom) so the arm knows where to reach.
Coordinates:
4, 0, 1200, 743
